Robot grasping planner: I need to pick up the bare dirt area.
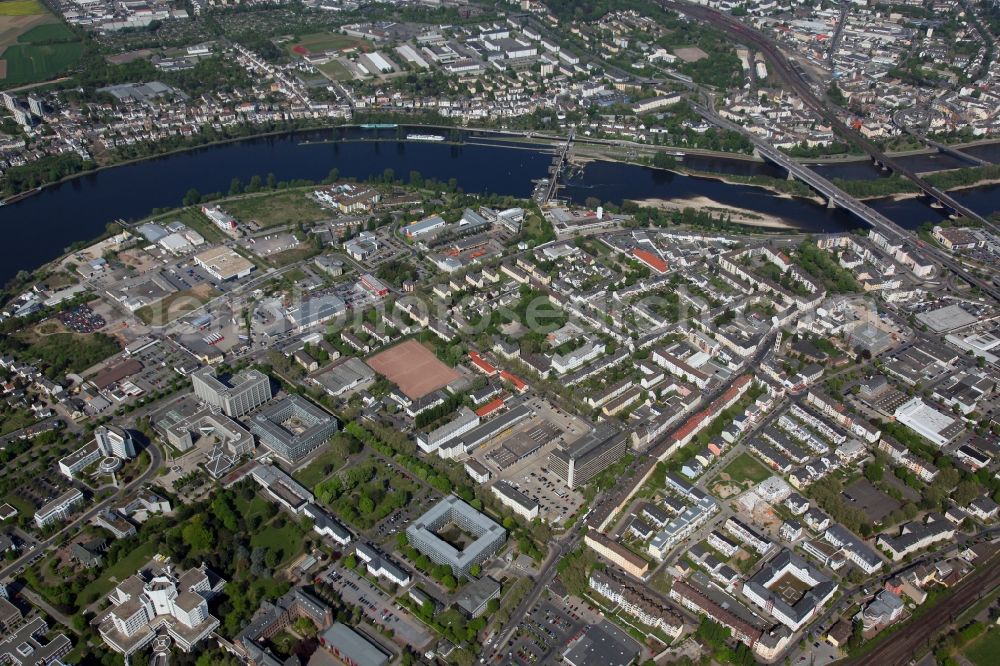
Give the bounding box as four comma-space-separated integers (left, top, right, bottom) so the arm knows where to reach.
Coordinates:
366, 339, 460, 400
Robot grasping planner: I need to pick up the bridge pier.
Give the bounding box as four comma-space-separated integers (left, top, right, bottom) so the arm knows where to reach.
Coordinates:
786, 169, 795, 181
826, 196, 837, 209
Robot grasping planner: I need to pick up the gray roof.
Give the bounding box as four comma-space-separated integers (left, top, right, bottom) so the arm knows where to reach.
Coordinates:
319, 623, 389, 666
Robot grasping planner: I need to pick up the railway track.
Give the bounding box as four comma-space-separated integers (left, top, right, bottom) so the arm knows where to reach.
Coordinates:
844, 552, 1000, 665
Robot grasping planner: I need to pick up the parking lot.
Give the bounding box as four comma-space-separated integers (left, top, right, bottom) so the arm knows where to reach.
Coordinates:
473, 397, 588, 525
498, 598, 583, 665
57, 305, 106, 333
321, 565, 434, 651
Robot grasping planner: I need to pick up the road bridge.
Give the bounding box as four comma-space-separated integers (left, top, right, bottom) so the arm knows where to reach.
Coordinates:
663, 1, 1000, 237
541, 130, 574, 204
692, 104, 1000, 302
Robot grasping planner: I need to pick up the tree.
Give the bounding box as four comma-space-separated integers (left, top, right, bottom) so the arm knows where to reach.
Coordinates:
182, 188, 201, 206
864, 462, 884, 483
228, 178, 243, 196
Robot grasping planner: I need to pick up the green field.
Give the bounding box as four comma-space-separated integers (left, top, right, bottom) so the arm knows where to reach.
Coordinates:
16, 22, 73, 41
225, 190, 330, 228
317, 59, 352, 81
288, 32, 370, 56
234, 493, 274, 526
294, 448, 349, 489
76, 541, 159, 606
134, 284, 220, 326
0, 23, 82, 85
964, 627, 1000, 666
0, 1, 47, 16
721, 452, 771, 485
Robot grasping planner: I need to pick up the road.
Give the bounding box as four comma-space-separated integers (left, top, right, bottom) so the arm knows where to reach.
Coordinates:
482, 531, 582, 661
0, 442, 163, 583
663, 0, 1000, 238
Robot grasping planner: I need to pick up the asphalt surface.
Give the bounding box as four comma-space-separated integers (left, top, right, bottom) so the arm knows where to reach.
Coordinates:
0, 441, 163, 583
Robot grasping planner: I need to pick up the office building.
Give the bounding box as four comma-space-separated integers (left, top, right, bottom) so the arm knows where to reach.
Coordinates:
35, 488, 84, 528
406, 497, 506, 577
548, 423, 627, 489
191, 366, 272, 418
99, 561, 224, 658
0, 617, 72, 666
491, 481, 539, 521
58, 425, 136, 478
249, 395, 339, 464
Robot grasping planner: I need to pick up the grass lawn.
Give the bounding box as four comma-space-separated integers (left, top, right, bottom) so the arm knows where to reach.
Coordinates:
964, 626, 1000, 666
77, 541, 158, 607
266, 245, 320, 268
318, 59, 352, 80
234, 493, 273, 526
0, 1, 47, 16
721, 452, 771, 485
224, 190, 330, 228
250, 521, 306, 565
294, 448, 349, 490
174, 206, 227, 242
134, 284, 219, 326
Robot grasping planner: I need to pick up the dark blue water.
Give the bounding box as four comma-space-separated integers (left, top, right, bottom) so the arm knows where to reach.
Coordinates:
1, 129, 999, 285
561, 160, 861, 233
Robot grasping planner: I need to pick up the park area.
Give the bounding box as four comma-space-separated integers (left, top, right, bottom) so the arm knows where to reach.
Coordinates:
721, 452, 771, 485
0, 14, 83, 85
285, 31, 370, 57
963, 625, 1000, 666
367, 339, 461, 400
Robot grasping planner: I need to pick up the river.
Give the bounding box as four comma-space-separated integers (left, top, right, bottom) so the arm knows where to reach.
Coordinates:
1, 127, 998, 285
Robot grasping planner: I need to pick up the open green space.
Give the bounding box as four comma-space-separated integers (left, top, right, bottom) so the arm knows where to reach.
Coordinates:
9, 330, 119, 376
293, 445, 350, 490
317, 60, 352, 80
0, 1, 48, 16
77, 541, 158, 605
233, 493, 274, 526
0, 23, 82, 85
225, 189, 330, 228
964, 626, 1000, 666
721, 452, 771, 485
134, 284, 220, 326
250, 520, 306, 566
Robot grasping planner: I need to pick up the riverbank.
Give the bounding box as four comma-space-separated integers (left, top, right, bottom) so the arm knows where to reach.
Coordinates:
629, 196, 802, 230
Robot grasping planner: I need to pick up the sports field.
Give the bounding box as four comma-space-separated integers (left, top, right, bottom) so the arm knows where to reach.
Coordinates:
367, 339, 461, 400
287, 32, 370, 57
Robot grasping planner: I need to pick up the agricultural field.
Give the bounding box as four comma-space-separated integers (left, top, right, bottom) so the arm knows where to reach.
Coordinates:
285, 31, 370, 58
0, 17, 82, 85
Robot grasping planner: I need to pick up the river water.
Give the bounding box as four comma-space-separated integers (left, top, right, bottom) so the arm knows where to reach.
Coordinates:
1, 127, 998, 284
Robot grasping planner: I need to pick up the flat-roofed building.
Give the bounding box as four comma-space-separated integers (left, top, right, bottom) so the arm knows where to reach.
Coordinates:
249, 395, 339, 464
191, 366, 272, 418
406, 497, 506, 577
35, 488, 84, 528
491, 480, 539, 521
194, 246, 254, 281
548, 423, 627, 489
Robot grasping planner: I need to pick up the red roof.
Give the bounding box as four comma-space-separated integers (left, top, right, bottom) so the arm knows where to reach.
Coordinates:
475, 397, 505, 418
500, 370, 528, 392
469, 351, 498, 376
632, 247, 668, 274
